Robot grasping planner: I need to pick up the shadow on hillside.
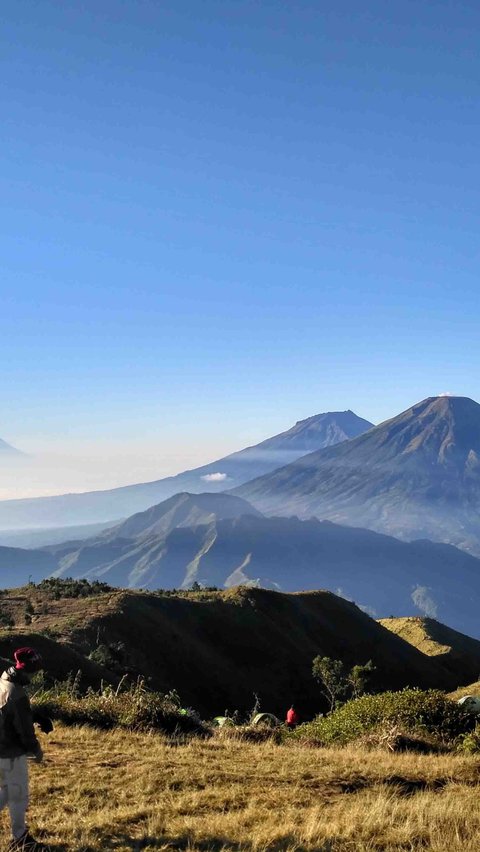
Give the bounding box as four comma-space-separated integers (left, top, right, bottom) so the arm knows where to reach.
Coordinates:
78, 834, 312, 851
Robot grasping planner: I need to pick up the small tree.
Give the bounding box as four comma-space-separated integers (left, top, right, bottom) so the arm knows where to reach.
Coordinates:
312, 656, 376, 711
312, 656, 347, 711
347, 660, 376, 699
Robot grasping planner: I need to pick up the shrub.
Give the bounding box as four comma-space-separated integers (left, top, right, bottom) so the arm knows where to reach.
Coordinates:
31, 676, 210, 737
88, 642, 127, 672
457, 725, 480, 753
33, 578, 113, 600
293, 689, 475, 748
312, 655, 375, 711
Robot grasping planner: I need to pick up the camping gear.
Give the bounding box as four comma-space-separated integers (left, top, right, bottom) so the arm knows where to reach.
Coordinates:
251, 712, 281, 728
213, 716, 234, 727
457, 695, 480, 714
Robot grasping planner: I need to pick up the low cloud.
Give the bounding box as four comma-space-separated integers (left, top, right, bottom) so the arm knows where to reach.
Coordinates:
439, 391, 454, 397
359, 603, 377, 618
201, 472, 228, 482
411, 585, 438, 618
336, 588, 376, 616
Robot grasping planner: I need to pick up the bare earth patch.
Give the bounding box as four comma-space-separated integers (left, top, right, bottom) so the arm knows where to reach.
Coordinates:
4, 726, 480, 851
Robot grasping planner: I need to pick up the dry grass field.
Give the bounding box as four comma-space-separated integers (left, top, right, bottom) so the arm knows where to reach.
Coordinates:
5, 725, 480, 852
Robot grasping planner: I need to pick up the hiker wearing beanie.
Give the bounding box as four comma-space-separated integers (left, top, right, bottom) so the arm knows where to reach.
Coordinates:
0, 647, 46, 852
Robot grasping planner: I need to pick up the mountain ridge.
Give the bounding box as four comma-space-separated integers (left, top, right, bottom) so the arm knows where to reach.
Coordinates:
234, 396, 480, 554
0, 583, 462, 716
16, 491, 478, 637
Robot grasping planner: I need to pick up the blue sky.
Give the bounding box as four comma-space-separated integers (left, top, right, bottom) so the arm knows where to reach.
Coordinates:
1, 0, 479, 495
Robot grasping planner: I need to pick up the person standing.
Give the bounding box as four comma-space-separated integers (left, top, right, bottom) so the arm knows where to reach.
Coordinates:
286, 705, 299, 729
0, 647, 46, 851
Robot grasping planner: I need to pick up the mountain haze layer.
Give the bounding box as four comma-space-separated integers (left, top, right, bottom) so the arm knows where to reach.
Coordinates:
0, 410, 373, 530
235, 396, 480, 555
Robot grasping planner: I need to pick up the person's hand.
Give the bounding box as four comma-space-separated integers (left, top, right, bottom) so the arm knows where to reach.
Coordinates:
32, 709, 54, 734
37, 716, 54, 734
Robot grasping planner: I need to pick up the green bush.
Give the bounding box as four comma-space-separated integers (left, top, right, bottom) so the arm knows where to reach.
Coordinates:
293, 689, 475, 747
457, 725, 480, 753
88, 642, 127, 672
31, 676, 210, 738
32, 578, 113, 600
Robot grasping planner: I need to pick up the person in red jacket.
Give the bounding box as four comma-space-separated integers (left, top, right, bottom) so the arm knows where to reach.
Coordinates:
0, 647, 47, 852
286, 705, 299, 729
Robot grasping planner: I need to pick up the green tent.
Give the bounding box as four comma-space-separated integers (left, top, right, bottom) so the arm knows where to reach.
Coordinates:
213, 716, 234, 727
251, 712, 281, 728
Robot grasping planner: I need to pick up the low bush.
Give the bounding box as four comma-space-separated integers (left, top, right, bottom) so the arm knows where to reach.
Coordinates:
32, 578, 113, 600
31, 675, 211, 738
293, 689, 475, 748
457, 726, 480, 753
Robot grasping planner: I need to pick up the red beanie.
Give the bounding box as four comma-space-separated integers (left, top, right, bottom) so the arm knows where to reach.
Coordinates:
14, 647, 43, 673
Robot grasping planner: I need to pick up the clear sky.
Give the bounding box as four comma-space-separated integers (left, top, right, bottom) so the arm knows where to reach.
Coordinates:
1, 0, 479, 497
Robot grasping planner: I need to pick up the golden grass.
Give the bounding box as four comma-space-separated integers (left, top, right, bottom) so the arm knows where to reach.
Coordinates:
449, 680, 480, 700
378, 617, 452, 657
3, 726, 480, 851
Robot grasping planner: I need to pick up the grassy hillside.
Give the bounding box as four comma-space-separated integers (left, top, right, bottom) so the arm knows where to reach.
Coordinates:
0, 581, 458, 716
15, 724, 480, 851
379, 616, 480, 685
449, 681, 480, 700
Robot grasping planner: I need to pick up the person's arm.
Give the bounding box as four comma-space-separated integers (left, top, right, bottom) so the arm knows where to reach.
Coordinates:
12, 694, 43, 760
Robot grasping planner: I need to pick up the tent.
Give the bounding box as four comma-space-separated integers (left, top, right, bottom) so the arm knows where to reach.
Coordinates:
251, 712, 281, 728
213, 716, 234, 727
457, 695, 480, 714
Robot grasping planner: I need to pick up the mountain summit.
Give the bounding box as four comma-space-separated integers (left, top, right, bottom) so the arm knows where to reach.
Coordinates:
247, 409, 373, 455
0, 409, 372, 530
235, 396, 480, 554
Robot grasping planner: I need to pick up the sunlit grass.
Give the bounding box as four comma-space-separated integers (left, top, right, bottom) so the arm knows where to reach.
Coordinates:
6, 725, 480, 851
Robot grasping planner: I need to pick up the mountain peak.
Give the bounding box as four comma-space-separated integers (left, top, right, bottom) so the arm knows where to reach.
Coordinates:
102, 491, 261, 542
236, 395, 480, 555
293, 409, 358, 427
377, 395, 480, 466
258, 409, 374, 452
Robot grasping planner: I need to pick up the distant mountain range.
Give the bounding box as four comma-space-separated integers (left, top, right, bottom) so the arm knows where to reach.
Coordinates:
235, 396, 480, 555
0, 409, 373, 530
1, 490, 480, 636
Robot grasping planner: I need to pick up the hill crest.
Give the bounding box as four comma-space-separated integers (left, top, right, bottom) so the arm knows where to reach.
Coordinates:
0, 582, 460, 716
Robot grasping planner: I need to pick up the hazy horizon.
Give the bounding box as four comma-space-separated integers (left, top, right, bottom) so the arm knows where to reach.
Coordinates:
0, 437, 243, 500
0, 391, 472, 500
